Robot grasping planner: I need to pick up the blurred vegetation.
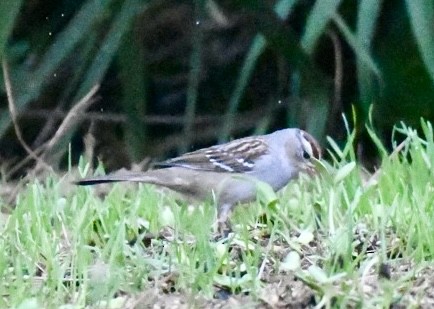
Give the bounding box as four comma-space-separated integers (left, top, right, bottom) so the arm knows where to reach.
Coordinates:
0, 0, 433, 175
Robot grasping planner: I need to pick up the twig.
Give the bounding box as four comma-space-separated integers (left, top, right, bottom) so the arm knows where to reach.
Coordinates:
83, 121, 96, 164
6, 108, 261, 178
6, 85, 99, 178
326, 30, 343, 134
2, 58, 52, 172
16, 109, 225, 125
10, 98, 296, 127
41, 84, 100, 157
4, 146, 45, 181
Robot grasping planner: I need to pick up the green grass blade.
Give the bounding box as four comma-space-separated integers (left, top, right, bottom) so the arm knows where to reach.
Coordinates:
301, 0, 343, 54
46, 0, 145, 162
405, 0, 434, 85
333, 14, 381, 79
219, 0, 298, 142
0, 0, 24, 59
33, 0, 108, 84
181, 0, 205, 153
356, 0, 383, 114
219, 35, 266, 142
118, 28, 148, 161
275, 0, 299, 19
74, 0, 144, 100
0, 0, 110, 138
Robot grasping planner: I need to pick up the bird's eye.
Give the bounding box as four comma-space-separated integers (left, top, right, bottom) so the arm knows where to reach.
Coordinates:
302, 150, 311, 160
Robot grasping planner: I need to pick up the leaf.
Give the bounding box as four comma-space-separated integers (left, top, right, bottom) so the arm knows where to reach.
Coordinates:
327, 136, 344, 159
405, 0, 434, 85
0, 0, 110, 137
46, 0, 145, 162
118, 21, 148, 160
0, 0, 24, 59
255, 180, 278, 208
280, 251, 301, 271
231, 237, 256, 251
307, 265, 329, 283
312, 158, 331, 177
74, 0, 144, 100
213, 273, 253, 288
333, 14, 381, 79
357, 0, 383, 47
301, 0, 344, 54
365, 124, 389, 159
275, 0, 298, 19
182, 0, 206, 153
16, 298, 40, 309
219, 0, 300, 142
219, 35, 266, 142
356, 0, 383, 113
34, 0, 107, 84
333, 162, 356, 183
159, 206, 175, 227
297, 230, 314, 245
214, 243, 227, 260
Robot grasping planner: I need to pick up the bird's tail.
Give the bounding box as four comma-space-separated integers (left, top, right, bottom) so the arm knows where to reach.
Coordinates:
74, 171, 159, 186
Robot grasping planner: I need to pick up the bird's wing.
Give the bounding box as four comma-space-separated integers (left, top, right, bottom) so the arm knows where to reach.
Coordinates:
154, 136, 269, 173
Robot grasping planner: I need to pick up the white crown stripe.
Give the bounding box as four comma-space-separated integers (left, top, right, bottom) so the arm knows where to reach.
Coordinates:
299, 132, 314, 158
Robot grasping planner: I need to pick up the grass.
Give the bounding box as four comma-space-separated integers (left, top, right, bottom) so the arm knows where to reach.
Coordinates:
2, 121, 434, 308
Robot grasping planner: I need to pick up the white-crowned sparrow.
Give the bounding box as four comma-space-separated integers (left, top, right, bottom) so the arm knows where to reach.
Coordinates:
76, 128, 321, 228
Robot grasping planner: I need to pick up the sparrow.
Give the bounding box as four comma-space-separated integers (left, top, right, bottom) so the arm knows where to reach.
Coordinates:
76, 128, 321, 230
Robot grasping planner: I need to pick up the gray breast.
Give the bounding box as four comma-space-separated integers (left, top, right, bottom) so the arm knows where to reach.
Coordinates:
248, 152, 297, 192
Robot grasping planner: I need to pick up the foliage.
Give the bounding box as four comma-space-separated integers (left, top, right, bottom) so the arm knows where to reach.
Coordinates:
1, 120, 434, 307
0, 0, 433, 170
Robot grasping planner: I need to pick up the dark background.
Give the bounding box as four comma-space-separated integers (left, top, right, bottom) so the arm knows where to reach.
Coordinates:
0, 0, 433, 177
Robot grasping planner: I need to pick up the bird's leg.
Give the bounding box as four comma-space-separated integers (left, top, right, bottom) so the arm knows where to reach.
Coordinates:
216, 203, 233, 237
